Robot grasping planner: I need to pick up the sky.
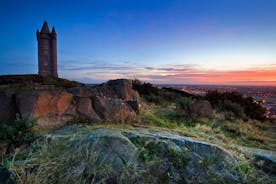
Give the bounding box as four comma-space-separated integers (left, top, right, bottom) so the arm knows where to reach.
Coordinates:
0, 0, 276, 85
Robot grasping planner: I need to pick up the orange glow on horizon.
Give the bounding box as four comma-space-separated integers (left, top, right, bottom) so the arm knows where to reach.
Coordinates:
188, 70, 276, 85
138, 65, 276, 85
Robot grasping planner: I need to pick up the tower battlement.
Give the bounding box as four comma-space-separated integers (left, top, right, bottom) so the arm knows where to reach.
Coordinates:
37, 21, 58, 77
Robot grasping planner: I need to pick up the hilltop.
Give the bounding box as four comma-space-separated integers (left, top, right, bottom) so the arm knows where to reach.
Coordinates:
0, 74, 84, 88
0, 75, 275, 183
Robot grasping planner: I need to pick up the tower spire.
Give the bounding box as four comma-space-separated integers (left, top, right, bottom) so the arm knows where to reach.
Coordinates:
41, 20, 50, 33
51, 26, 56, 34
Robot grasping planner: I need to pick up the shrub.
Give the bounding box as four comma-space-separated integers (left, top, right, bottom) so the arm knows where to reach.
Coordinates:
0, 116, 37, 155
132, 79, 159, 96
144, 93, 166, 105
132, 79, 197, 106
218, 100, 246, 119
205, 91, 266, 121
175, 97, 193, 111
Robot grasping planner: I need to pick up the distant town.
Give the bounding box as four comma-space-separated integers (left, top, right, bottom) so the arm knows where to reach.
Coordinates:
158, 84, 276, 119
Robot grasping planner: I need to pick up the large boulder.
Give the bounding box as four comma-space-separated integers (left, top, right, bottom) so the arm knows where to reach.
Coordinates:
188, 100, 213, 118
16, 90, 75, 128
92, 95, 138, 123
0, 93, 15, 123
34, 126, 240, 184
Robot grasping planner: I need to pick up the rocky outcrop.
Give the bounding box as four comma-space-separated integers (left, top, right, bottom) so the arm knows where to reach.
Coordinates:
67, 79, 140, 124
42, 126, 240, 183
0, 79, 140, 128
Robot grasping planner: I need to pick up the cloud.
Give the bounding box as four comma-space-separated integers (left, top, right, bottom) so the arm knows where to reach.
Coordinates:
60, 60, 276, 85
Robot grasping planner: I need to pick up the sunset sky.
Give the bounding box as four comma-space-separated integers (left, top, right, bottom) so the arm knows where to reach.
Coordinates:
0, 0, 276, 85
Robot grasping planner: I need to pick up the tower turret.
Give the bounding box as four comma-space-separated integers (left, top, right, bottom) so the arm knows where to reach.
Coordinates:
36, 21, 58, 77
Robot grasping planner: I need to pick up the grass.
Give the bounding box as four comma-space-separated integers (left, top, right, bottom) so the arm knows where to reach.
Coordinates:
139, 104, 276, 151
2, 138, 134, 183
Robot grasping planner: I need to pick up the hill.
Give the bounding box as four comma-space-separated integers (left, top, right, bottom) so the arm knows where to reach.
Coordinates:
0, 76, 275, 183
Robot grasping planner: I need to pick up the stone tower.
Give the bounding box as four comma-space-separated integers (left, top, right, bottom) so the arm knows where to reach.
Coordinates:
36, 21, 58, 77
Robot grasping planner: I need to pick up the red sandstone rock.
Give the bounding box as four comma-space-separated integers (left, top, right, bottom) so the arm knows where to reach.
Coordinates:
16, 90, 75, 128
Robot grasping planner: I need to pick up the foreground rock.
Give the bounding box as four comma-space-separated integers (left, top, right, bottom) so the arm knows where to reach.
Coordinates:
35, 126, 241, 184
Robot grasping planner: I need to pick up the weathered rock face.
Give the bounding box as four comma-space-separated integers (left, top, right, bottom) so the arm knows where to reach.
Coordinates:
68, 79, 140, 123
75, 97, 99, 121
0, 79, 140, 128
16, 90, 75, 128
92, 95, 138, 123
0, 93, 15, 123
188, 100, 213, 118
41, 126, 240, 184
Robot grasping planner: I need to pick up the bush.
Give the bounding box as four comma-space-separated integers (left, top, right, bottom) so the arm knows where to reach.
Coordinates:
144, 93, 166, 105
205, 91, 266, 121
218, 100, 246, 119
0, 116, 37, 155
132, 79, 196, 106
132, 79, 159, 96
175, 97, 193, 111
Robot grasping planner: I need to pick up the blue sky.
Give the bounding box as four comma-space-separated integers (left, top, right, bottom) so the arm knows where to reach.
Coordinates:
0, 0, 276, 84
